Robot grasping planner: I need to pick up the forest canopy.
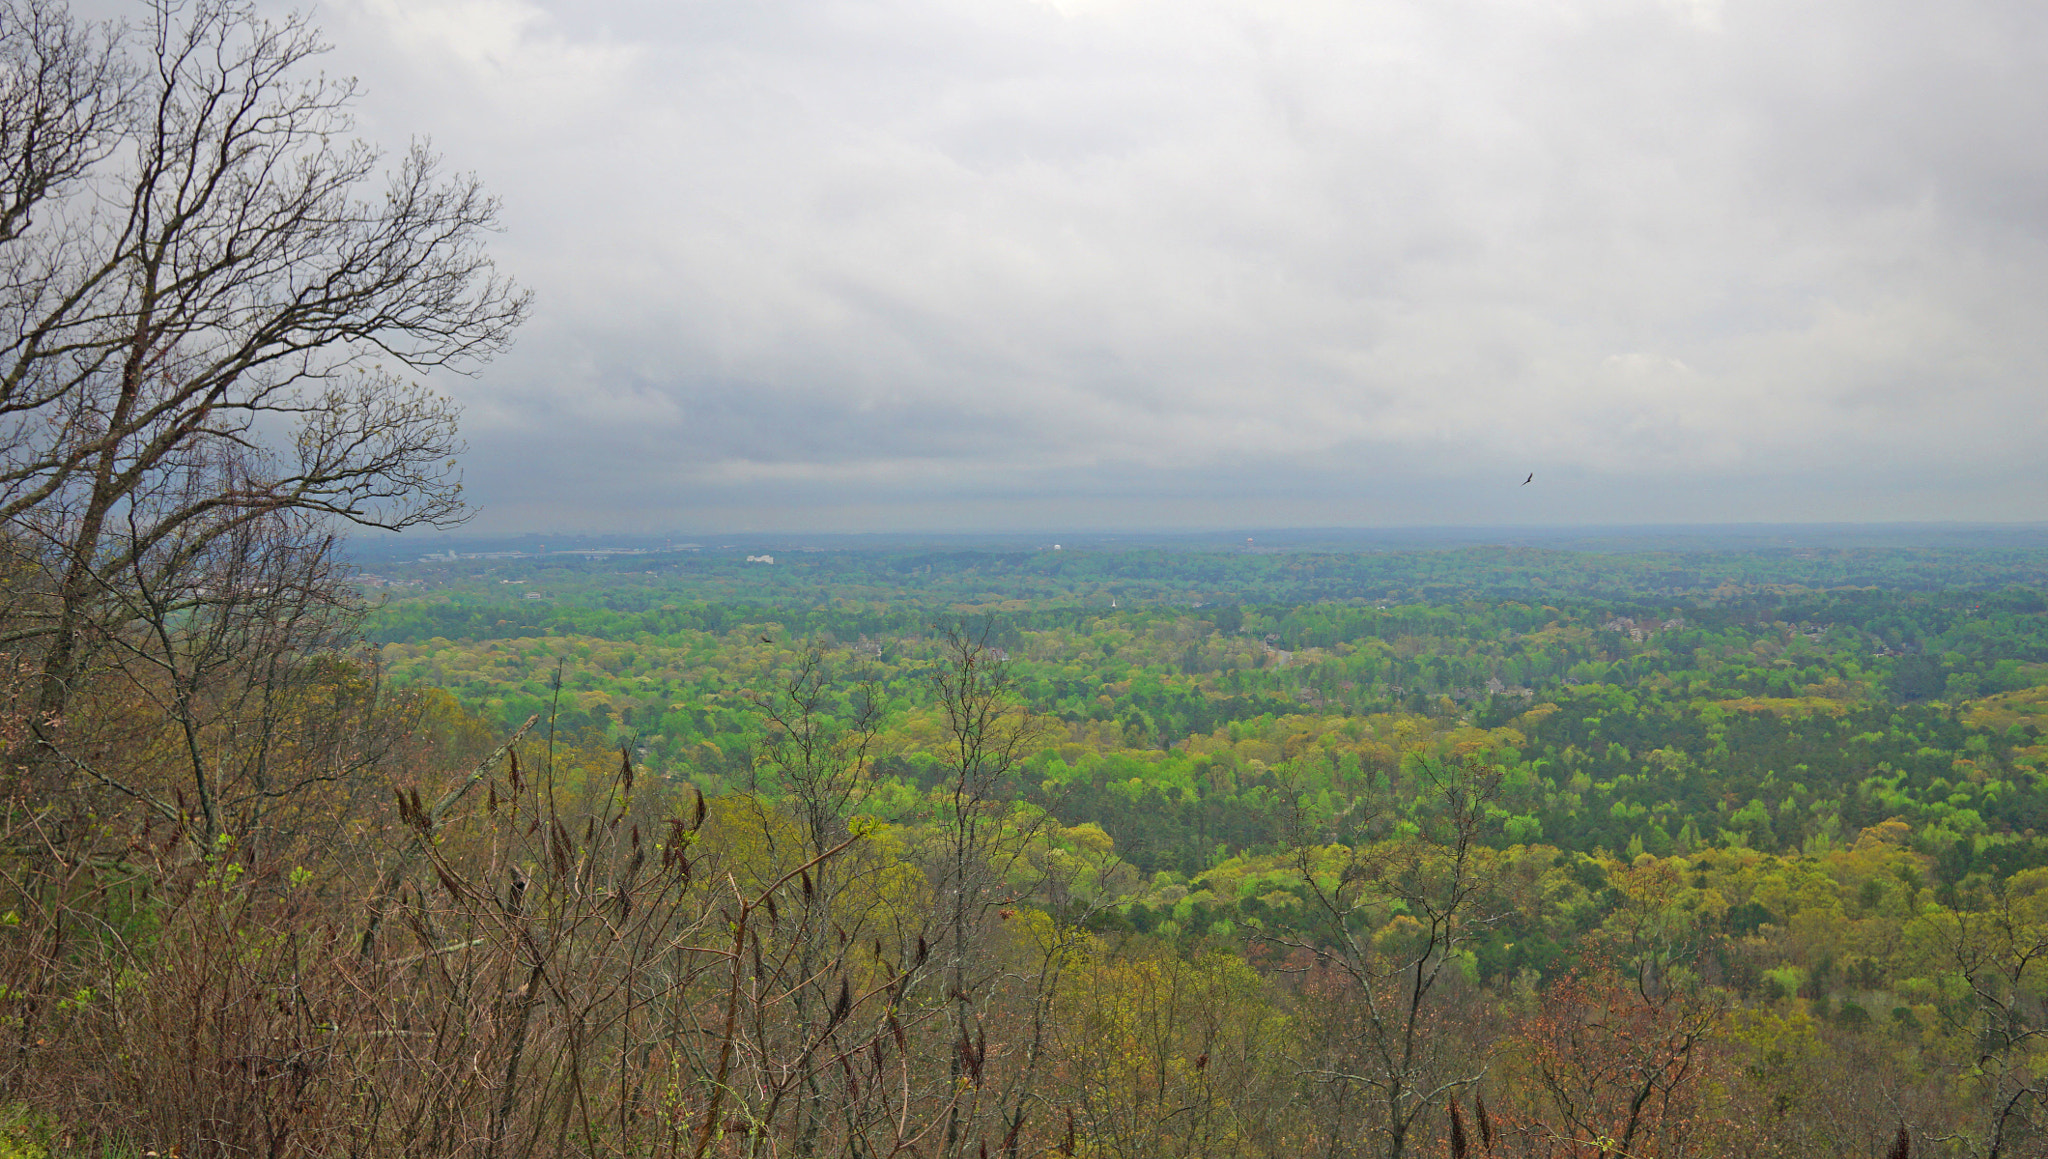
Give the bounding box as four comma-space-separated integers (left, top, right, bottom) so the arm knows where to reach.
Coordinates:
8, 530, 2048, 1156
301, 534, 2048, 1158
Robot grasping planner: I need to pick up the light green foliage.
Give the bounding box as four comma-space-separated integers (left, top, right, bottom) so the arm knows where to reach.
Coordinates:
349, 542, 2048, 1150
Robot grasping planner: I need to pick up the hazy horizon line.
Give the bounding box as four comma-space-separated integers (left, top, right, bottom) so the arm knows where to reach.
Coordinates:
359, 519, 2048, 541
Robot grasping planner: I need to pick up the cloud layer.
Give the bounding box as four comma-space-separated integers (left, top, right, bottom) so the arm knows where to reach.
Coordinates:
314, 0, 2048, 531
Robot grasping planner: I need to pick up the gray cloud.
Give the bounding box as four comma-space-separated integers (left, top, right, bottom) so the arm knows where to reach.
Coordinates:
299, 0, 2048, 531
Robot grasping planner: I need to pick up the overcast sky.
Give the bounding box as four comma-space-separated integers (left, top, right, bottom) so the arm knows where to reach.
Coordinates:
295, 0, 2047, 533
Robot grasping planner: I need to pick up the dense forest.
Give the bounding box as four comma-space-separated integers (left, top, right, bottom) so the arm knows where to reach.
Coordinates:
10, 528, 2048, 1158
369, 544, 2048, 882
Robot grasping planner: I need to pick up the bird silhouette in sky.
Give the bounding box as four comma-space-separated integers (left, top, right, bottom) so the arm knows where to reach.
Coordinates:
1521, 473, 1534, 486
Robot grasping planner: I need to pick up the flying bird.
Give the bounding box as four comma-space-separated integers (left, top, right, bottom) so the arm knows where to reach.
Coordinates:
1520, 473, 1533, 486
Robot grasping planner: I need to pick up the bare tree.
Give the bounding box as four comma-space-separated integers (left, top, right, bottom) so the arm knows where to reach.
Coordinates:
752, 644, 882, 857
1515, 959, 1722, 1159
0, 0, 523, 1119
0, 0, 527, 791
1277, 754, 1505, 1159
0, 0, 129, 247
919, 619, 1071, 1158
63, 499, 406, 852
1923, 884, 2048, 1159
744, 645, 890, 1154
